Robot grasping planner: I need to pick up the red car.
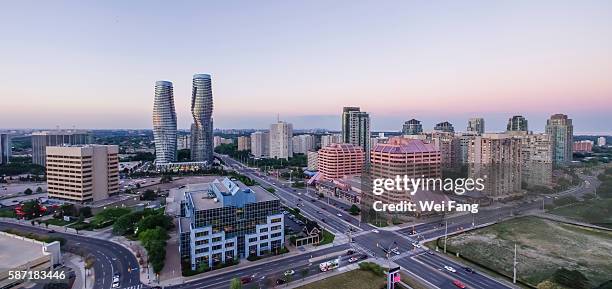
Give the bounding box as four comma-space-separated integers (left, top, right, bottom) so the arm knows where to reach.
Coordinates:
240, 277, 252, 284
453, 280, 466, 288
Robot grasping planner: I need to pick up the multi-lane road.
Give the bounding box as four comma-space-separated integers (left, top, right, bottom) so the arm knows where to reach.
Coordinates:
0, 221, 145, 289
216, 154, 518, 289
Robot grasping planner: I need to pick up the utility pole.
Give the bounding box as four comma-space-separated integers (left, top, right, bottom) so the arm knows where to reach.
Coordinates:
513, 243, 518, 284
444, 220, 448, 253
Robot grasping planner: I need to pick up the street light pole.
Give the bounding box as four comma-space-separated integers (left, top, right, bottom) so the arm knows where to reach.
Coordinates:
444, 220, 448, 253
472, 213, 475, 227
513, 243, 518, 283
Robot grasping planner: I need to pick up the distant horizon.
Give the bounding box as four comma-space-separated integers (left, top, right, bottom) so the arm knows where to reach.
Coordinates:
1, 1, 610, 134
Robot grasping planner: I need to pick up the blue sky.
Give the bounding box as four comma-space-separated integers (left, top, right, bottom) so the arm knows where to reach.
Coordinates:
0, 1, 611, 133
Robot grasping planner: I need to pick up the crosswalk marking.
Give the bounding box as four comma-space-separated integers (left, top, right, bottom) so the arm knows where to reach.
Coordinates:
121, 284, 142, 289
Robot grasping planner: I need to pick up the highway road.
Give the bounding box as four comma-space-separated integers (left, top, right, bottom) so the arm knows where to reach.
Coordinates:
167, 244, 352, 289
0, 221, 145, 289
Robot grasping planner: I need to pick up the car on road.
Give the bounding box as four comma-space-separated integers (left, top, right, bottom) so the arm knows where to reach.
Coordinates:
359, 254, 368, 260
444, 265, 456, 273
48, 230, 56, 233
316, 210, 321, 214
276, 278, 287, 285
452, 280, 466, 288
392, 249, 400, 255
284, 270, 295, 276
111, 280, 120, 288
348, 257, 358, 263
240, 276, 252, 284
463, 267, 475, 273
426, 250, 434, 255
346, 250, 354, 255
311, 199, 316, 202
112, 274, 120, 283
412, 242, 421, 248
371, 229, 379, 233
337, 213, 342, 217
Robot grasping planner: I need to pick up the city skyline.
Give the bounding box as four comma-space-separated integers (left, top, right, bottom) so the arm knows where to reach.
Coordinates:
0, 1, 611, 133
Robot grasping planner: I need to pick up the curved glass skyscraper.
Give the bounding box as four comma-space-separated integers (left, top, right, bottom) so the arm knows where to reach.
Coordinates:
153, 81, 177, 164
190, 74, 214, 164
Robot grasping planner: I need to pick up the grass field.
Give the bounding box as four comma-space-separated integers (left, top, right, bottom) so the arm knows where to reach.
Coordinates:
43, 218, 75, 226
297, 269, 386, 289
445, 216, 612, 287
549, 197, 612, 228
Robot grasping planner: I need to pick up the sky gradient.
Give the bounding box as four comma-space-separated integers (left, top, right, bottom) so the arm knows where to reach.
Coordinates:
0, 1, 611, 133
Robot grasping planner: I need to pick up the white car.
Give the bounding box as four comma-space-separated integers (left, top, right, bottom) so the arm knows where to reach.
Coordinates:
444, 265, 456, 273
372, 229, 379, 233
337, 213, 343, 217
111, 281, 120, 288
412, 243, 421, 248
284, 270, 295, 276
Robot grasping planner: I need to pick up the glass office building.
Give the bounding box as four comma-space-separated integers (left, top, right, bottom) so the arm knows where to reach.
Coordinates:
179, 178, 284, 269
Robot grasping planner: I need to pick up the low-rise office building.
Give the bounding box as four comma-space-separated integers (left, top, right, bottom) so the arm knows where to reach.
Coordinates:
0, 231, 61, 289
178, 178, 284, 270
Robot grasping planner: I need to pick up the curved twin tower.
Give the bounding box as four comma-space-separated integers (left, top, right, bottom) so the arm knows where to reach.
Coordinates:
153, 74, 213, 165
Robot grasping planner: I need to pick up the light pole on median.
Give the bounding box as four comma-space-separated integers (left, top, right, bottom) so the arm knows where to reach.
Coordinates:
443, 220, 448, 253
471, 213, 475, 227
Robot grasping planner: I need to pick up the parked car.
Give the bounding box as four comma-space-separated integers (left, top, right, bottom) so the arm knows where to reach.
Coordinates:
276, 279, 286, 285
240, 277, 252, 284
348, 257, 358, 263
284, 270, 295, 276
463, 267, 475, 273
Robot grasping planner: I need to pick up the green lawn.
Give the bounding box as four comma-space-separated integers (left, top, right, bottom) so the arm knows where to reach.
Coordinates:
297, 269, 385, 289
43, 218, 75, 226
317, 230, 335, 246
444, 216, 612, 287
0, 207, 16, 218
549, 198, 612, 228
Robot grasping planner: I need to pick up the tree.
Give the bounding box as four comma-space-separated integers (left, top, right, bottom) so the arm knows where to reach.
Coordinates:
160, 175, 173, 183
24, 188, 33, 195
141, 189, 157, 201
301, 268, 309, 281
36, 187, 43, 193
79, 206, 92, 218
21, 200, 43, 219
137, 214, 172, 234
113, 214, 136, 235
60, 204, 77, 217
229, 278, 243, 289
552, 268, 590, 289
349, 204, 361, 215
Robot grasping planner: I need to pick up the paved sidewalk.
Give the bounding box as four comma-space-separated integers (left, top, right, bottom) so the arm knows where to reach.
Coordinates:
63, 253, 95, 289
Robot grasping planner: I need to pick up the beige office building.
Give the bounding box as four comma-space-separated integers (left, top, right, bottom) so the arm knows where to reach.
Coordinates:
468, 134, 523, 200
307, 151, 318, 171
508, 131, 553, 189
46, 145, 119, 203
237, 136, 251, 151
